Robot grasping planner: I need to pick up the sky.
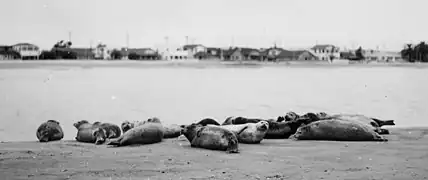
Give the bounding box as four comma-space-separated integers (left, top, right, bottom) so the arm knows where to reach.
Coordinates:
1, 0, 426, 51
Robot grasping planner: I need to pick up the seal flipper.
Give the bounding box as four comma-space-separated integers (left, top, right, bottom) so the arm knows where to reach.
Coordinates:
236, 126, 249, 136
371, 118, 395, 127
106, 136, 123, 146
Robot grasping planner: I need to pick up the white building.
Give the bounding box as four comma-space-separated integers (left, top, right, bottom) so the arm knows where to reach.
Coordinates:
310, 44, 340, 61
12, 43, 41, 60
182, 44, 206, 58
363, 49, 402, 62
161, 48, 189, 60
93, 43, 111, 60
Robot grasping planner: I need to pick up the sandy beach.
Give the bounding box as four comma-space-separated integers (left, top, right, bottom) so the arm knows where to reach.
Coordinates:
1, 60, 427, 179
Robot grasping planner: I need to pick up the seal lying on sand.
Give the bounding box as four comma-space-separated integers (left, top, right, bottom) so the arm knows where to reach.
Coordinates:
277, 111, 300, 122
181, 123, 239, 153
93, 123, 122, 144
107, 122, 164, 147
36, 120, 64, 142
322, 113, 395, 135
216, 121, 269, 144
74, 120, 100, 143
222, 116, 262, 125
74, 120, 121, 144
222, 116, 304, 139
163, 124, 183, 139
121, 117, 162, 133
290, 119, 388, 141
121, 118, 182, 139
196, 118, 220, 126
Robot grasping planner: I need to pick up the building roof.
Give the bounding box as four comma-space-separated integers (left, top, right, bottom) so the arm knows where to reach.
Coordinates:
277, 50, 315, 59
311, 44, 336, 49
183, 44, 205, 50
240, 48, 260, 56
122, 48, 158, 56
221, 47, 237, 56
12, 43, 38, 47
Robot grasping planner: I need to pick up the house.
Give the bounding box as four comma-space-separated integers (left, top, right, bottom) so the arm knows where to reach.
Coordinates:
161, 48, 189, 60
276, 50, 318, 61
261, 47, 286, 61
93, 44, 111, 60
0, 45, 19, 60
224, 47, 261, 61
12, 43, 41, 60
123, 48, 160, 60
363, 50, 402, 62
205, 47, 222, 59
310, 44, 340, 61
340, 51, 357, 60
220, 48, 236, 61
182, 44, 206, 58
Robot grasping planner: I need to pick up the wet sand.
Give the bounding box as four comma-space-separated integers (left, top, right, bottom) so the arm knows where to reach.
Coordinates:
1, 60, 427, 179
1, 127, 427, 180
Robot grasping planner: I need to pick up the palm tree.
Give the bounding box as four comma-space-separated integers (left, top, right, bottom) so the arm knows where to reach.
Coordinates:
417, 41, 427, 62
401, 44, 414, 62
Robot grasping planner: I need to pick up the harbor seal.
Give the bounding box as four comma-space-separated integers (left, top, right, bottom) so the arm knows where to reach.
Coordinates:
36, 120, 64, 142
92, 123, 122, 144
322, 114, 395, 135
290, 119, 388, 141
221, 116, 303, 139
279, 111, 300, 122
73, 120, 120, 144
163, 124, 183, 138
181, 123, 239, 153
222, 116, 262, 125
107, 122, 164, 147
73, 120, 100, 143
196, 118, 220, 126
217, 121, 269, 144
121, 117, 162, 133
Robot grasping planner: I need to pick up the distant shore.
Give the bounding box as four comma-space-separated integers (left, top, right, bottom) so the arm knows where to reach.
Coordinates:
0, 59, 426, 69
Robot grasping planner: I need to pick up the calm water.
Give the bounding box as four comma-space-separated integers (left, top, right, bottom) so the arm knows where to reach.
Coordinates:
0, 63, 427, 142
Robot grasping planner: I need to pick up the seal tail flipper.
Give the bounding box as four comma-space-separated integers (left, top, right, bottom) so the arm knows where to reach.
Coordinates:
372, 118, 395, 127
106, 137, 122, 146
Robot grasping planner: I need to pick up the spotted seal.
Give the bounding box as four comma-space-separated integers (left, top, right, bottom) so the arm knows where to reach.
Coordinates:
217, 121, 269, 144
196, 118, 221, 126
181, 123, 239, 153
73, 120, 120, 144
36, 120, 64, 142
290, 119, 388, 141
107, 122, 164, 147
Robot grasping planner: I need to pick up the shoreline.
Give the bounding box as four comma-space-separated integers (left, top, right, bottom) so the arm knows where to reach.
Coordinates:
0, 59, 426, 70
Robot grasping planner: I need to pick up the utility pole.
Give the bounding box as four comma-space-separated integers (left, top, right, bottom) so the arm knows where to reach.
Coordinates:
185, 36, 189, 45
126, 31, 129, 49
68, 31, 72, 42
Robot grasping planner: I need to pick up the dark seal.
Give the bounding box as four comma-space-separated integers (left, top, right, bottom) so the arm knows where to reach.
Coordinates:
36, 120, 64, 142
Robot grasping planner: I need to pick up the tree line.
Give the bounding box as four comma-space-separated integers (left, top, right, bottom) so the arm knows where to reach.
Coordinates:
401, 41, 428, 62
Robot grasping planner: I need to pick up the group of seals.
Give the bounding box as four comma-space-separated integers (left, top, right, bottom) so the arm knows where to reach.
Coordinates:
35, 112, 395, 153
73, 120, 122, 145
